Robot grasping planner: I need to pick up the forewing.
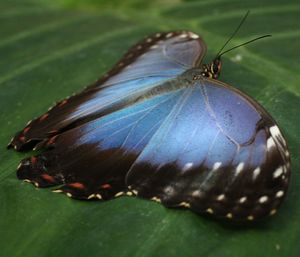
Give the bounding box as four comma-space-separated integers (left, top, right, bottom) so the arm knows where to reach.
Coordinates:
126, 79, 291, 220
8, 31, 206, 151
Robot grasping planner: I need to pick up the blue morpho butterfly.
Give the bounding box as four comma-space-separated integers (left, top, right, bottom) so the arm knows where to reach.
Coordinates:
8, 13, 291, 221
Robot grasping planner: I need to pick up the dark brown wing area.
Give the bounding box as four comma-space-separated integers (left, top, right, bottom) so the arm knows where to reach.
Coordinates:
8, 31, 206, 151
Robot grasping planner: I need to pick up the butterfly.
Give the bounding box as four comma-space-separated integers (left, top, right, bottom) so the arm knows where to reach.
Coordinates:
8, 19, 291, 221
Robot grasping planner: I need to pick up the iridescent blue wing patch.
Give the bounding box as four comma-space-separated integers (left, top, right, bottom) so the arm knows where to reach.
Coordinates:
126, 79, 290, 220
8, 31, 206, 151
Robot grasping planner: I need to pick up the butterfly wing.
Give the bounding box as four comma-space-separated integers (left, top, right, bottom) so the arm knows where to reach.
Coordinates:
8, 31, 206, 151
17, 75, 290, 220
17, 89, 187, 199
126, 78, 291, 220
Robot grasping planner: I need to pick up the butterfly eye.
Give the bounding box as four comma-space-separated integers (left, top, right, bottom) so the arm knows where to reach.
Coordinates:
213, 58, 222, 72
213, 64, 219, 74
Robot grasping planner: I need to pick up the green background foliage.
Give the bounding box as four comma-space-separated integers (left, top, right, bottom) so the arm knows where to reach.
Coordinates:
0, 0, 299, 256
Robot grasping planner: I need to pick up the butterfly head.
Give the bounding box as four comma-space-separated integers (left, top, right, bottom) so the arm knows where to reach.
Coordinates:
201, 57, 222, 79
202, 10, 270, 81
201, 33, 271, 80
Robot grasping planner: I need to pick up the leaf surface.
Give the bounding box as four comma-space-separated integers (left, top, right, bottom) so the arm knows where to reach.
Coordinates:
0, 0, 299, 256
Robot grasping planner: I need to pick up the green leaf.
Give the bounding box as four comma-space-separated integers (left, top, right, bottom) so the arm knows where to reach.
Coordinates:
0, 0, 299, 256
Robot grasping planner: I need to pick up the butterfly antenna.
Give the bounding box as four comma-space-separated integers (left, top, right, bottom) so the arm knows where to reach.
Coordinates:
215, 10, 250, 59
218, 34, 271, 57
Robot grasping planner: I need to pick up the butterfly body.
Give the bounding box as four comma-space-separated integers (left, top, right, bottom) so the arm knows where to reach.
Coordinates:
8, 31, 290, 221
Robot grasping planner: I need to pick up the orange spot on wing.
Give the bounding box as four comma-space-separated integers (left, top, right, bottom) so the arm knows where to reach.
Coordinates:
101, 184, 112, 189
41, 173, 55, 183
58, 100, 68, 107
19, 136, 26, 142
23, 127, 30, 134
46, 135, 58, 146
69, 182, 85, 190
31, 156, 37, 164
39, 113, 49, 121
